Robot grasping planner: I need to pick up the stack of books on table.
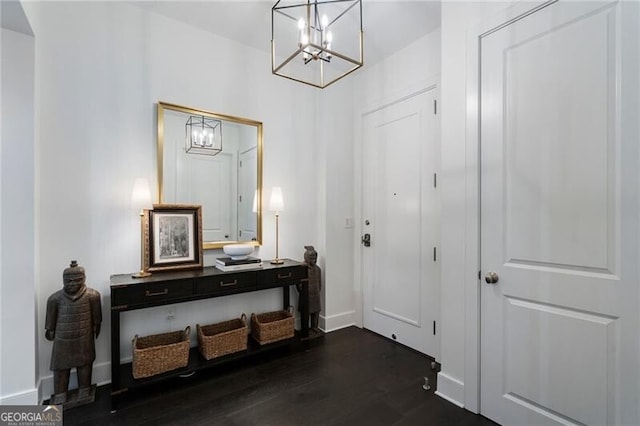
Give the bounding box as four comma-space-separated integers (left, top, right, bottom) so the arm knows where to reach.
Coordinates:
215, 256, 263, 272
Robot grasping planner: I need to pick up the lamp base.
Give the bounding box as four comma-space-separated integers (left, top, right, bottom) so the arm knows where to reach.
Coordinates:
270, 259, 285, 265
132, 270, 152, 278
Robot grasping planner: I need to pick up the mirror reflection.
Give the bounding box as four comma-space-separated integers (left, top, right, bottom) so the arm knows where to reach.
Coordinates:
157, 102, 262, 249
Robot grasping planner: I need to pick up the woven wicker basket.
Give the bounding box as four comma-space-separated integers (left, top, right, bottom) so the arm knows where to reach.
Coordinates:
251, 309, 294, 345
197, 314, 248, 360
132, 326, 190, 379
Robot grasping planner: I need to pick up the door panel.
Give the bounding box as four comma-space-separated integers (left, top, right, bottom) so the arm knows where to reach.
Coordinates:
362, 89, 439, 357
504, 297, 615, 426
480, 1, 637, 425
503, 3, 615, 272
372, 115, 422, 325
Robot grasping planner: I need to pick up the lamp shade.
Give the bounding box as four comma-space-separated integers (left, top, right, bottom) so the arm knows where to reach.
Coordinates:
269, 186, 284, 212
131, 178, 152, 211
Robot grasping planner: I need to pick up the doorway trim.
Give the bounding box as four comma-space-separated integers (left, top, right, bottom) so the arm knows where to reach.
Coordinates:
462, 0, 555, 413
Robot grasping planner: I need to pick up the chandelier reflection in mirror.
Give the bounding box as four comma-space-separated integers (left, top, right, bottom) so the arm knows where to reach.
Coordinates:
271, 0, 363, 89
185, 115, 222, 156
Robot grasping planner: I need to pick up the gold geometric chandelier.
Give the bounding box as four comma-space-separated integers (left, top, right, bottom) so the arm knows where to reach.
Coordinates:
271, 0, 363, 89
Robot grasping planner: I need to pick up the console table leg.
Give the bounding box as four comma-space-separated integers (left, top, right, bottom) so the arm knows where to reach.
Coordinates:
283, 285, 290, 310
301, 280, 309, 338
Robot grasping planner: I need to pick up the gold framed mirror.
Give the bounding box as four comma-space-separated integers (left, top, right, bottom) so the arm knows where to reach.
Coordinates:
157, 102, 263, 250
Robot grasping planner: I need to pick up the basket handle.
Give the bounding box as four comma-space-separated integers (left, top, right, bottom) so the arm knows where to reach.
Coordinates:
184, 325, 191, 338
240, 313, 247, 323
132, 334, 138, 345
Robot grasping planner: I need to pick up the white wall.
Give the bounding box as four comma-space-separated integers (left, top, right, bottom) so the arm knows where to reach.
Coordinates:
316, 76, 356, 331
355, 30, 441, 113
437, 1, 522, 411
20, 1, 320, 399
0, 26, 37, 404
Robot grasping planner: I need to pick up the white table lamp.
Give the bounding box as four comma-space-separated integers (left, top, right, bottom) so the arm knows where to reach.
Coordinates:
269, 186, 284, 265
131, 178, 152, 278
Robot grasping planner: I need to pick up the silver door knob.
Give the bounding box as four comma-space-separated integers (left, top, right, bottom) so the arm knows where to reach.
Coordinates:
485, 272, 499, 284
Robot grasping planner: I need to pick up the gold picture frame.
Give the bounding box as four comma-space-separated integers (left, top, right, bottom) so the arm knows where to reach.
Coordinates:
144, 204, 203, 272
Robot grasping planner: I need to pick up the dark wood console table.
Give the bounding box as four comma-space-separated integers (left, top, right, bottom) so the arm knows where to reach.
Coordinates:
110, 259, 308, 411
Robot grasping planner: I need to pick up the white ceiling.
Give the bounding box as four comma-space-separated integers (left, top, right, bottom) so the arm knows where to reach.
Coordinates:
130, 1, 441, 66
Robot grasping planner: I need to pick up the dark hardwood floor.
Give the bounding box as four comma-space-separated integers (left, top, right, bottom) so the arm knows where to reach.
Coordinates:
63, 327, 496, 425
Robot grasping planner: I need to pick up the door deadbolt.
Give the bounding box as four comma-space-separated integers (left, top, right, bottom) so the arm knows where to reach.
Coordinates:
361, 233, 371, 247
485, 272, 499, 284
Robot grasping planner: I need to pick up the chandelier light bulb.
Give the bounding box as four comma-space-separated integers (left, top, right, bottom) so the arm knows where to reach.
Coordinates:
321, 14, 329, 29
326, 31, 333, 43
298, 18, 305, 30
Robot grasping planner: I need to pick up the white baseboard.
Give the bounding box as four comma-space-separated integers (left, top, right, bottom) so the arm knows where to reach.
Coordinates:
320, 310, 356, 332
0, 388, 39, 405
435, 372, 465, 408
38, 361, 112, 403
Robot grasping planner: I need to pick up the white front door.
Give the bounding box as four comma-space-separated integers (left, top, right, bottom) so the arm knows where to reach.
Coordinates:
480, 1, 639, 425
362, 88, 440, 358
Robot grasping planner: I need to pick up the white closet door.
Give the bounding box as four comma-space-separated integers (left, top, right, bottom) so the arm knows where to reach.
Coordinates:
479, 1, 639, 425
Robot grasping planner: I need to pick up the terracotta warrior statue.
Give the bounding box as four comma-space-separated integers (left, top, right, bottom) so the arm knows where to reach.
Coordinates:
45, 260, 102, 405
298, 245, 322, 333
